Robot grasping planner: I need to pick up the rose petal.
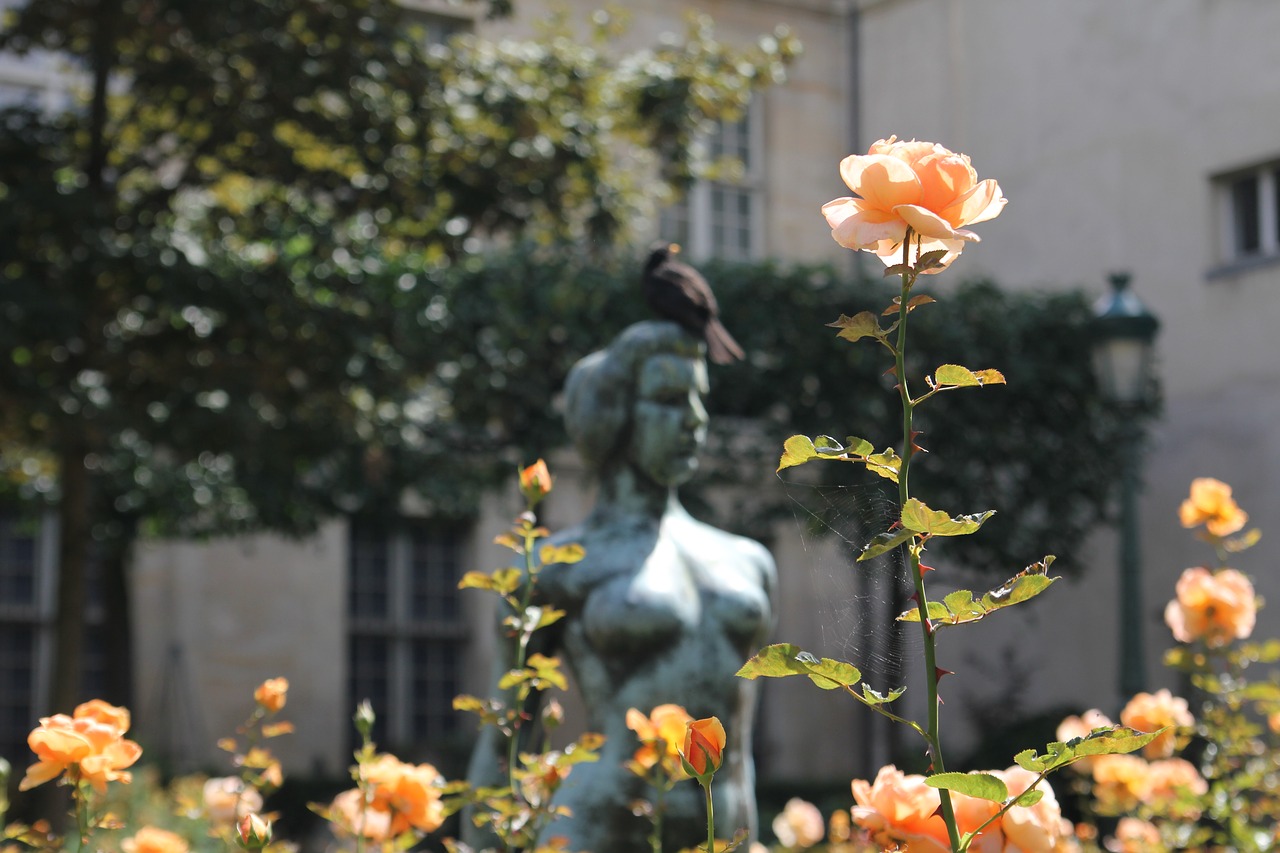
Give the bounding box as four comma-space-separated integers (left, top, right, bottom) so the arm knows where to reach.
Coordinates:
839, 154, 922, 211
944, 179, 1006, 227
827, 202, 907, 251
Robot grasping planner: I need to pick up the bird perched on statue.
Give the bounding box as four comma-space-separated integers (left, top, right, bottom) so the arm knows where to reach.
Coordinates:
641, 243, 745, 365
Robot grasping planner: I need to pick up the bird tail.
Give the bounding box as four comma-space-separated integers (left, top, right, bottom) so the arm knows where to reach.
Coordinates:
705, 318, 745, 365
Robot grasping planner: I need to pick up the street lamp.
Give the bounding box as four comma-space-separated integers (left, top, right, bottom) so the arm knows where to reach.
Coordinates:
1091, 272, 1160, 701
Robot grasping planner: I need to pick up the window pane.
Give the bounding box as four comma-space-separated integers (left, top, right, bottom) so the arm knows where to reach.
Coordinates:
408, 525, 462, 622
348, 522, 390, 619
0, 624, 34, 761
709, 186, 753, 261
0, 516, 37, 605
348, 634, 391, 746
1232, 174, 1261, 255
409, 638, 460, 742
658, 197, 691, 248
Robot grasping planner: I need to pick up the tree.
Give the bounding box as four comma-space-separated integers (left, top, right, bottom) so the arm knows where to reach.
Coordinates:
0, 0, 799, 714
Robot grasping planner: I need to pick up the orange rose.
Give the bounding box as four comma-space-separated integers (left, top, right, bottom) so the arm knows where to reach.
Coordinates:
627, 704, 694, 779
1144, 757, 1206, 819
682, 717, 726, 780
20, 701, 142, 793
1164, 566, 1256, 646
253, 677, 289, 713
237, 813, 272, 849
121, 826, 190, 853
328, 787, 393, 842
771, 797, 826, 849
202, 776, 264, 825
1119, 689, 1193, 759
997, 767, 1075, 853
822, 137, 1005, 273
1105, 817, 1161, 853
1179, 477, 1247, 537
851, 765, 1002, 852
519, 458, 553, 504
1090, 755, 1152, 814
360, 754, 446, 835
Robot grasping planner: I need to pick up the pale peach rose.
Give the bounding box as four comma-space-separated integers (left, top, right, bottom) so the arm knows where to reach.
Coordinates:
772, 797, 826, 849
822, 137, 1005, 273
1119, 689, 1193, 759
997, 766, 1076, 853
253, 677, 289, 713
359, 753, 446, 834
1090, 755, 1152, 814
20, 702, 142, 793
1144, 757, 1207, 819
1164, 566, 1256, 646
1179, 478, 1247, 537
202, 775, 264, 825
626, 703, 694, 779
1105, 817, 1162, 853
851, 765, 1002, 852
329, 787, 393, 841
121, 826, 190, 853
1056, 709, 1114, 773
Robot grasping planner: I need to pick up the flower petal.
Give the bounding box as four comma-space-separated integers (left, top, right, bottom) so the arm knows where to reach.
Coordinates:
839, 153, 922, 211
895, 205, 964, 240
943, 179, 1006, 227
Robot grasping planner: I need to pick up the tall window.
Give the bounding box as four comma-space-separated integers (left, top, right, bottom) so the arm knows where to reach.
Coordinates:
347, 518, 468, 758
1216, 161, 1280, 267
659, 100, 765, 262
0, 513, 45, 761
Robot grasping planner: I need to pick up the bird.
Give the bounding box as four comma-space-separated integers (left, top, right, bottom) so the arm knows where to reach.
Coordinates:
641, 243, 745, 365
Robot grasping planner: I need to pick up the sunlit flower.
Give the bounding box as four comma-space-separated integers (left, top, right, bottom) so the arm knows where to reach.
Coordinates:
627, 704, 694, 780
253, 677, 289, 713
1164, 566, 1256, 646
237, 813, 272, 849
121, 826, 189, 853
519, 458, 553, 504
822, 136, 1005, 272
997, 766, 1076, 853
329, 788, 393, 842
1144, 757, 1207, 819
1105, 817, 1162, 853
682, 717, 726, 780
326, 755, 445, 841
851, 765, 1002, 852
1179, 477, 1247, 537
1119, 689, 1193, 759
202, 775, 264, 825
772, 797, 826, 849
19, 701, 142, 793
1090, 754, 1151, 814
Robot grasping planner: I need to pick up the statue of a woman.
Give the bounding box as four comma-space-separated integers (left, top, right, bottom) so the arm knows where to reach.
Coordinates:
464, 321, 776, 852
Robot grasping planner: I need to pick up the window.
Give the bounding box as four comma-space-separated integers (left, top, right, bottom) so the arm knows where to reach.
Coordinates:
1216, 161, 1280, 268
397, 0, 476, 48
347, 518, 468, 757
659, 100, 765, 262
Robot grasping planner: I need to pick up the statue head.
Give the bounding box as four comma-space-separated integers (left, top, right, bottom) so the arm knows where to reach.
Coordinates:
564, 321, 709, 486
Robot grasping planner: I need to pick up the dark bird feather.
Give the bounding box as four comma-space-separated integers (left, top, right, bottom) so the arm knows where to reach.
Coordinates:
641, 243, 745, 365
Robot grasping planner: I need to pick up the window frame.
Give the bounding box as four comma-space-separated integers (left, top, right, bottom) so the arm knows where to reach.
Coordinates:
1211, 159, 1280, 277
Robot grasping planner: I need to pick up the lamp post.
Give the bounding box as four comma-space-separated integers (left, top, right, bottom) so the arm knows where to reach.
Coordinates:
1091, 272, 1160, 701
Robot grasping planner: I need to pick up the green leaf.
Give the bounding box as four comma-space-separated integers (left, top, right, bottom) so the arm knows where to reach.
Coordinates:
1012, 788, 1045, 808
844, 436, 876, 456
933, 364, 1007, 388
540, 543, 585, 565
858, 526, 916, 561
813, 434, 845, 455
915, 249, 950, 271
896, 600, 950, 623
900, 498, 994, 537
736, 643, 862, 691
860, 684, 906, 705
458, 566, 523, 594
865, 448, 901, 483
897, 559, 1058, 626
926, 772, 1008, 803
827, 311, 887, 343
1014, 726, 1163, 773
778, 435, 817, 471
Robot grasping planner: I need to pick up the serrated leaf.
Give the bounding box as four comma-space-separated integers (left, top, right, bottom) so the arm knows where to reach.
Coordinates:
778, 435, 817, 472
814, 434, 845, 455
459, 567, 523, 594
882, 264, 912, 278
1015, 726, 1163, 773
865, 448, 901, 483
827, 311, 886, 343
933, 364, 1007, 388
736, 643, 861, 690
896, 600, 950, 622
915, 249, 950, 271
882, 294, 937, 316
1012, 788, 1045, 807
844, 436, 875, 456
900, 498, 994, 537
540, 543, 585, 565
926, 772, 1008, 803
858, 526, 916, 561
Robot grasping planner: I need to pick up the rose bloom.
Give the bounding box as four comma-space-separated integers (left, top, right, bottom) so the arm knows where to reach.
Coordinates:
1105, 817, 1162, 853
996, 767, 1077, 853
1179, 477, 1247, 537
1119, 689, 1193, 759
822, 136, 1005, 272
360, 754, 446, 835
683, 717, 726, 778
627, 704, 693, 779
1090, 755, 1152, 814
851, 765, 1002, 853
519, 458, 553, 501
253, 677, 289, 713
202, 775, 264, 825
1164, 566, 1256, 647
1144, 757, 1207, 819
121, 826, 190, 853
772, 797, 826, 849
20, 700, 143, 793
329, 787, 393, 842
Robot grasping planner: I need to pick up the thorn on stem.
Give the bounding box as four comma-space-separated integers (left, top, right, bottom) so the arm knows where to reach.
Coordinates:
918, 562, 935, 576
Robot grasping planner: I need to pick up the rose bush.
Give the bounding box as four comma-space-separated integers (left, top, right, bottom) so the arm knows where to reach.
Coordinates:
1163, 566, 1256, 647
1118, 690, 1193, 760
770, 797, 825, 849
19, 700, 142, 794
821, 136, 1005, 272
